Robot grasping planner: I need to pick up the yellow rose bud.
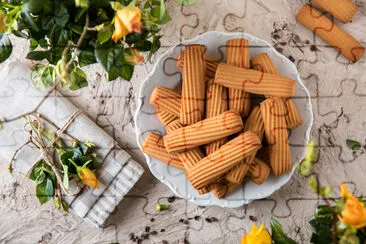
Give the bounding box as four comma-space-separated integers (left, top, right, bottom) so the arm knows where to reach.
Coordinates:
112, 6, 142, 43
339, 183, 366, 229
81, 168, 99, 189
0, 10, 6, 32
125, 48, 144, 64
241, 223, 272, 244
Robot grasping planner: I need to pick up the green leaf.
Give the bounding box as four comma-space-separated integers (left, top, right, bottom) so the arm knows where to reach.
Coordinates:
151, 6, 171, 24
134, 40, 152, 52
34, 171, 46, 185
176, 0, 197, 5
0, 34, 12, 64
314, 205, 333, 219
62, 164, 69, 189
346, 139, 361, 151
120, 64, 134, 81
70, 68, 88, 90
54, 197, 61, 210
305, 140, 317, 162
31, 64, 55, 91
61, 200, 69, 212
40, 128, 56, 142
148, 35, 161, 60
78, 50, 97, 67
159, 0, 166, 22
299, 140, 317, 176
54, 3, 70, 28
270, 217, 297, 244
26, 51, 50, 61
308, 175, 333, 198
76, 156, 102, 170
309, 218, 333, 244
75, 0, 89, 8
36, 178, 54, 204
95, 43, 123, 72
30, 39, 38, 51
29, 160, 46, 181
97, 26, 113, 45
106, 66, 119, 81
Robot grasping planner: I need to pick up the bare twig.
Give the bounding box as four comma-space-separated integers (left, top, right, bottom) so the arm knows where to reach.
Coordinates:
8, 139, 33, 171
65, 13, 90, 72
38, 114, 77, 141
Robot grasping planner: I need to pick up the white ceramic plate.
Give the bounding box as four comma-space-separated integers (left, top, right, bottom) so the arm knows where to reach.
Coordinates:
135, 31, 313, 208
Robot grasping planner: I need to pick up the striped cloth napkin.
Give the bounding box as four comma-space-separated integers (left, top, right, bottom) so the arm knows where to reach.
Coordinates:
0, 61, 144, 228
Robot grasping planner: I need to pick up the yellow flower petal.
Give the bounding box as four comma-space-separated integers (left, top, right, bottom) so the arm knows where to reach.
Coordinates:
81, 168, 99, 189
241, 223, 272, 244
339, 183, 366, 229
112, 6, 142, 42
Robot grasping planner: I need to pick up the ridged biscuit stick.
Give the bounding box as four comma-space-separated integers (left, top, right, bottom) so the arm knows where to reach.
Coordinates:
211, 182, 240, 199
177, 53, 219, 79
285, 99, 302, 129
180, 45, 207, 124
247, 158, 271, 185
166, 120, 212, 195
187, 131, 261, 189
164, 110, 243, 154
296, 4, 365, 62
142, 132, 185, 171
205, 79, 228, 155
260, 98, 291, 175
157, 111, 177, 126
215, 63, 296, 97
226, 38, 251, 118
251, 53, 302, 129
165, 120, 204, 170
150, 86, 181, 117
225, 106, 264, 184
311, 0, 358, 23
251, 53, 279, 75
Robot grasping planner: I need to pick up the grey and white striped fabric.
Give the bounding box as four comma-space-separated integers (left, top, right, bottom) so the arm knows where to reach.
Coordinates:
0, 61, 144, 228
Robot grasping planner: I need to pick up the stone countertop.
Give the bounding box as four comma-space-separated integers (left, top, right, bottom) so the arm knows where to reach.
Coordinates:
1, 0, 366, 243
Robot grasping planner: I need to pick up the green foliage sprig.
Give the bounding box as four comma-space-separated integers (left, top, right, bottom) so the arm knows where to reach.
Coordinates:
6, 113, 102, 210
0, 0, 173, 90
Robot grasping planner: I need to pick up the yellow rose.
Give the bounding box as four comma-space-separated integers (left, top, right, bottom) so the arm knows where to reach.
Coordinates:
80, 168, 99, 189
0, 10, 6, 32
112, 6, 142, 43
241, 223, 272, 244
339, 183, 366, 229
125, 48, 144, 64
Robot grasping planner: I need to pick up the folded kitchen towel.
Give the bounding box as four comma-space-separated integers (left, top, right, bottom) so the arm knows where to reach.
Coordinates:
0, 61, 144, 228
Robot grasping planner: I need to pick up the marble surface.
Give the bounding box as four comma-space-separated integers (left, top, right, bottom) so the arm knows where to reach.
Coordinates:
1, 0, 366, 243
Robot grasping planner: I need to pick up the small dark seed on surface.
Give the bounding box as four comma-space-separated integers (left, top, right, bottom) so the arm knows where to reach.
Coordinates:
288, 56, 295, 62
129, 233, 135, 240
194, 215, 200, 221
275, 47, 284, 53
310, 45, 317, 52
145, 226, 150, 232
151, 231, 158, 235
167, 196, 176, 203
150, 218, 155, 222
161, 229, 165, 232
179, 219, 184, 223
